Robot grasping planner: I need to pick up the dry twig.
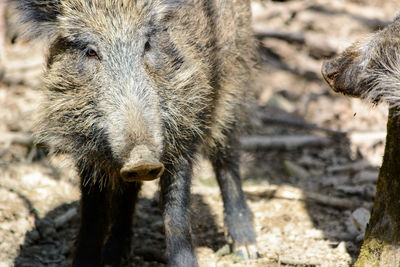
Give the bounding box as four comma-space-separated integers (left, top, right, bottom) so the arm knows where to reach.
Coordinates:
240, 135, 331, 150
259, 114, 346, 136
246, 185, 365, 210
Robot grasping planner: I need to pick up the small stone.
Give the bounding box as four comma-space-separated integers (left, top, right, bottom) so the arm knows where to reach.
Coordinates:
352, 207, 371, 234
336, 241, 347, 254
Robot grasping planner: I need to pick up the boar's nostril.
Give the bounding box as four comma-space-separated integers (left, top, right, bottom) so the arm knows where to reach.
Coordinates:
149, 167, 163, 177
121, 162, 165, 182
125, 171, 140, 179
121, 145, 164, 182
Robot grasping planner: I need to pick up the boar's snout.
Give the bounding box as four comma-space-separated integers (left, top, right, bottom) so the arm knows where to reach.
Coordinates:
321, 50, 364, 97
121, 145, 164, 182
321, 59, 341, 90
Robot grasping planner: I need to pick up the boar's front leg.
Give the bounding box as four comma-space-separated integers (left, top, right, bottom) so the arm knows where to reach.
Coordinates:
102, 182, 141, 267
73, 167, 110, 267
210, 141, 258, 260
160, 159, 197, 267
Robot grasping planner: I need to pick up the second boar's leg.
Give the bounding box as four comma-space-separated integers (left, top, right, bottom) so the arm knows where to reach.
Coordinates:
210, 141, 258, 260
160, 159, 197, 267
73, 168, 110, 267
102, 182, 142, 267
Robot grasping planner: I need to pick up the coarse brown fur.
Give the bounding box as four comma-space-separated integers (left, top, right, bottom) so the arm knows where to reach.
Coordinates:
9, 0, 258, 266
10, 0, 255, 188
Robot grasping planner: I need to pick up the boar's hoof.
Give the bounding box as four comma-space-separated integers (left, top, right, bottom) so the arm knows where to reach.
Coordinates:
234, 244, 260, 260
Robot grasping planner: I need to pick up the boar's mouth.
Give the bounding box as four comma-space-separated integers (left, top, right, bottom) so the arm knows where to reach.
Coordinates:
120, 145, 164, 182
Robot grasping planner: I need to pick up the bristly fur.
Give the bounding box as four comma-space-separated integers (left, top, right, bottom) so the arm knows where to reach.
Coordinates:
8, 0, 256, 188
9, 1, 259, 264
358, 26, 400, 108
7, 0, 61, 40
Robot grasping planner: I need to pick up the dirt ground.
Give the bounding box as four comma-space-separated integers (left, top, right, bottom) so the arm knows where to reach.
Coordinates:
1, 0, 399, 266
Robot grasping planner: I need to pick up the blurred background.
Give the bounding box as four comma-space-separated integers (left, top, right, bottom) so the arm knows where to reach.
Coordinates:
0, 0, 399, 266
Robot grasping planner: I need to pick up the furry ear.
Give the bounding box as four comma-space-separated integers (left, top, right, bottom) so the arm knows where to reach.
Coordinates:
7, 0, 61, 40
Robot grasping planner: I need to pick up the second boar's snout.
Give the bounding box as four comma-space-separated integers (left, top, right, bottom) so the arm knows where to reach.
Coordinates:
321, 60, 339, 90
120, 145, 164, 182
321, 47, 365, 97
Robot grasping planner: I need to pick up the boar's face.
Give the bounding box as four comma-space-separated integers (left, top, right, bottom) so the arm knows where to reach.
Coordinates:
10, 0, 214, 185
322, 17, 400, 106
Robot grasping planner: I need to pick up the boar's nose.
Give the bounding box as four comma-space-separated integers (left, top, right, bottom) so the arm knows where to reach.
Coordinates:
121, 162, 164, 182
321, 60, 337, 89
120, 145, 164, 182
321, 55, 362, 97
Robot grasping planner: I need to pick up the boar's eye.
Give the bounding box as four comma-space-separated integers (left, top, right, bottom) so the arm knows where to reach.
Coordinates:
144, 41, 151, 52
86, 47, 100, 60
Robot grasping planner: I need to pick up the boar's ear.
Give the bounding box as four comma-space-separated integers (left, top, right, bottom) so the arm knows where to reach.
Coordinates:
7, 0, 61, 40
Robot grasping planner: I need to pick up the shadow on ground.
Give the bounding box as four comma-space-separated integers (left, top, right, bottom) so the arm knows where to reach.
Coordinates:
14, 192, 225, 267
